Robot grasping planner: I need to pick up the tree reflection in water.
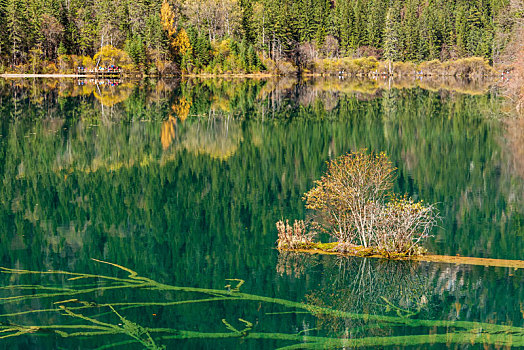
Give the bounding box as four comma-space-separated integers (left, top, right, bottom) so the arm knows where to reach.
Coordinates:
0, 259, 523, 349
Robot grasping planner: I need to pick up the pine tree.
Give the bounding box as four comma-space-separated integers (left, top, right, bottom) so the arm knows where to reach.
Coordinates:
239, 0, 255, 43
352, 0, 368, 48
76, 6, 97, 56
401, 0, 421, 61
419, 3, 441, 60
6, 0, 28, 65
384, 5, 400, 73
193, 34, 212, 70
144, 13, 167, 55
466, 5, 483, 55
313, 0, 330, 47
336, 1, 357, 54
0, 0, 8, 58
455, 4, 468, 57
366, 0, 386, 48
125, 34, 146, 66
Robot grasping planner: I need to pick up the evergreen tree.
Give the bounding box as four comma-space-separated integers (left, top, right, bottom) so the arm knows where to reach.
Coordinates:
401, 0, 421, 61
0, 0, 8, 59
335, 1, 357, 54
6, 0, 28, 64
455, 4, 468, 57
384, 5, 401, 73
125, 34, 146, 66
366, 0, 386, 48
239, 0, 256, 43
352, 0, 368, 48
466, 5, 484, 55
314, 0, 331, 47
419, 2, 441, 60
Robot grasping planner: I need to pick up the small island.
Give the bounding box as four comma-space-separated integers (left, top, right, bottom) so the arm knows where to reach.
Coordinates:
277, 150, 524, 269
277, 150, 438, 257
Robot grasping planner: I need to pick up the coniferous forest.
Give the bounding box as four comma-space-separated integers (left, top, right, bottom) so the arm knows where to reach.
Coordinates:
0, 0, 522, 75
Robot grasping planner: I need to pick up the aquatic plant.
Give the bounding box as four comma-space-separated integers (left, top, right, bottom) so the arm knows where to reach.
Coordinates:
0, 259, 523, 349
301, 150, 438, 254
276, 219, 315, 249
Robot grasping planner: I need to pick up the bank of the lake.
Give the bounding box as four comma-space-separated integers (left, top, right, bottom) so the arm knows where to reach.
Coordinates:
2, 56, 507, 79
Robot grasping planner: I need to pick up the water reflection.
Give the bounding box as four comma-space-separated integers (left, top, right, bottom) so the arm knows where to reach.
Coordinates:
0, 76, 501, 114
0, 77, 523, 348
277, 252, 524, 340
1, 81, 522, 259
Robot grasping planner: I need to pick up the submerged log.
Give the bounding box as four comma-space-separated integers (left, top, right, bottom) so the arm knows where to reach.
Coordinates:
280, 243, 524, 269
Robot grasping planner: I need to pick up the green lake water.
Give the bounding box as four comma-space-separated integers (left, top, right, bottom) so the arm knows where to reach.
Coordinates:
0, 78, 522, 349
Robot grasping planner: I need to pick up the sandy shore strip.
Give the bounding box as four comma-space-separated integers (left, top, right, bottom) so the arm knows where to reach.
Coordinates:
1, 74, 84, 78
1, 73, 277, 79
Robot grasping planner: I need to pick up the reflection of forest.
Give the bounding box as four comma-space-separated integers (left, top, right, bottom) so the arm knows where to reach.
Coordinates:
0, 78, 523, 268
0, 76, 501, 108
506, 116, 524, 180
277, 252, 524, 338
161, 116, 242, 160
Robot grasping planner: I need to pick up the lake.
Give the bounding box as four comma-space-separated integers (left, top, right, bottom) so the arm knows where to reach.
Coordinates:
0, 77, 522, 349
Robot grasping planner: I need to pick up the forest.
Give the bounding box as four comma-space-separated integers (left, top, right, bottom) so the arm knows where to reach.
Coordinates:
0, 0, 522, 75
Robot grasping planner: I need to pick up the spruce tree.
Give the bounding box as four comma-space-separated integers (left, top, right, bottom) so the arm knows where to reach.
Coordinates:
402, 0, 421, 61
455, 4, 468, 57
366, 0, 386, 48
239, 0, 256, 43
6, 0, 28, 65
352, 0, 368, 48
313, 0, 331, 48
0, 0, 8, 59
384, 5, 400, 73
419, 3, 441, 60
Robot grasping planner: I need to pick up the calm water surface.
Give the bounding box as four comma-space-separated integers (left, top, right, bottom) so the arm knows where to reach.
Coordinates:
0, 78, 522, 349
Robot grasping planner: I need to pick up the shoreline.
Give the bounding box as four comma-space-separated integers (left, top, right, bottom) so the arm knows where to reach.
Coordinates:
1, 73, 84, 78
0, 71, 503, 80
0, 73, 278, 79
182, 73, 276, 78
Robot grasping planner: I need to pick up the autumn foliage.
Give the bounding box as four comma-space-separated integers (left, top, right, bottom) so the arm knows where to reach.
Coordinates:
161, 0, 178, 37
304, 151, 395, 247
172, 29, 192, 57
299, 150, 438, 255
161, 1, 191, 59
276, 220, 316, 249
93, 45, 133, 70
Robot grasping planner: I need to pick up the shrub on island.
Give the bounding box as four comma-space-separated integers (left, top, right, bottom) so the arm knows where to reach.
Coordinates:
277, 150, 439, 257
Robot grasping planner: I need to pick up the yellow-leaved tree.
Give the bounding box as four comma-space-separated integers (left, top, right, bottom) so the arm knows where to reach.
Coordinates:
172, 28, 192, 57
161, 0, 178, 37
161, 115, 177, 150
93, 45, 132, 70
160, 1, 191, 58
